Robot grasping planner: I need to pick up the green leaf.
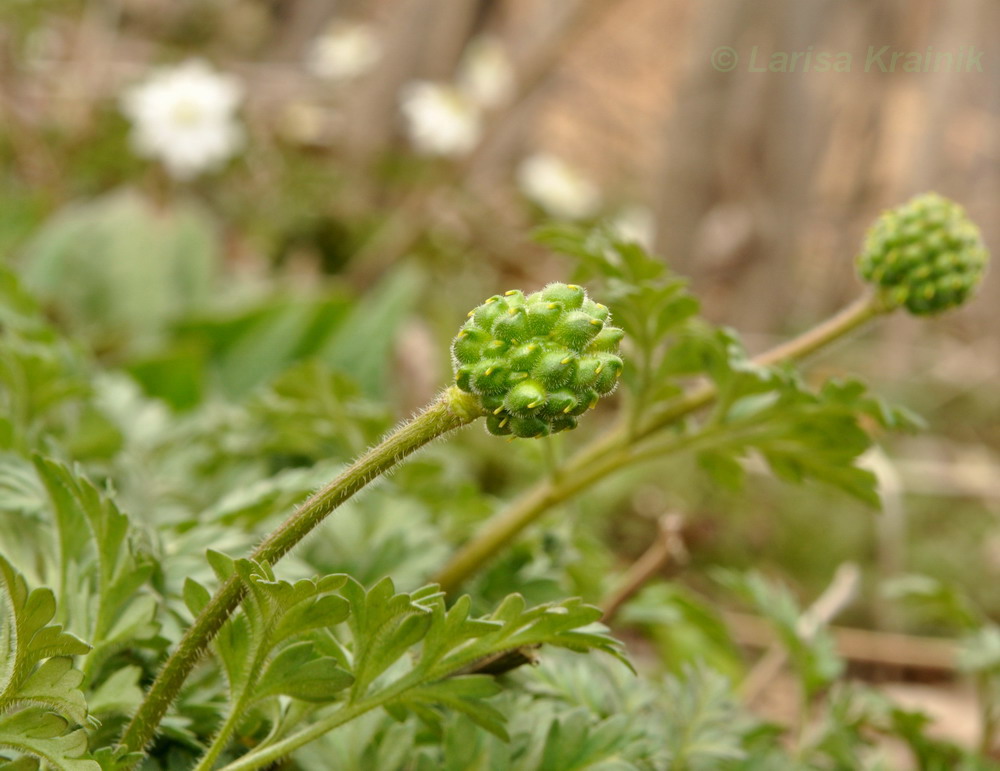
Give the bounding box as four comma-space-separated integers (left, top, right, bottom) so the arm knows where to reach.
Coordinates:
0, 710, 98, 771
0, 757, 40, 771
342, 576, 437, 699
717, 570, 843, 698
15, 657, 88, 725
86, 665, 144, 716
883, 574, 982, 631
660, 666, 747, 769
254, 642, 353, 703
697, 449, 746, 491
31, 457, 160, 672
393, 676, 508, 739
182, 577, 212, 617
319, 265, 422, 397
19, 188, 220, 355
0, 554, 90, 706
699, 371, 890, 506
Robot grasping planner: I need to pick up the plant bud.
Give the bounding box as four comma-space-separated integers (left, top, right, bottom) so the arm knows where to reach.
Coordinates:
856, 192, 989, 315
451, 283, 625, 438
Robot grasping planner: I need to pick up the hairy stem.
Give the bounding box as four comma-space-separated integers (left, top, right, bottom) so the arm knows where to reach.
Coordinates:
216, 698, 381, 771
216, 666, 433, 771
193, 690, 252, 771
434, 292, 886, 592
118, 387, 483, 759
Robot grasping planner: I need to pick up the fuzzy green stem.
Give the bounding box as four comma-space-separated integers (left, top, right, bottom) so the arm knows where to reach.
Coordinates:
193, 691, 252, 771
434, 292, 886, 593
118, 387, 482, 759
216, 696, 381, 771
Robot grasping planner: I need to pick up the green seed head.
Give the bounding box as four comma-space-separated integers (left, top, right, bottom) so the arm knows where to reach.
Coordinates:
857, 192, 989, 315
452, 283, 624, 438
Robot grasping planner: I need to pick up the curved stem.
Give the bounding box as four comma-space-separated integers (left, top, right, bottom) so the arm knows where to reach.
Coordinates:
216, 698, 380, 771
193, 691, 251, 771
435, 423, 732, 594
434, 292, 886, 592
118, 387, 483, 759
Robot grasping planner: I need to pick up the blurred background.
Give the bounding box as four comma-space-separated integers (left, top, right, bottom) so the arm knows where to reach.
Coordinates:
2, 0, 999, 752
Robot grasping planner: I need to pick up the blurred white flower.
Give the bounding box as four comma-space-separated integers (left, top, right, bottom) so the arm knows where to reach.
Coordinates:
457, 36, 515, 109
517, 153, 601, 220
400, 81, 481, 156
121, 59, 244, 180
610, 205, 657, 250
306, 21, 381, 81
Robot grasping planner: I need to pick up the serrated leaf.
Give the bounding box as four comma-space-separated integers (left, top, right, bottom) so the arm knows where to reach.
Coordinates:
87, 746, 144, 771
254, 642, 353, 703
15, 657, 88, 725
0, 756, 40, 771
0, 555, 90, 706
30, 458, 160, 675
394, 676, 508, 739
660, 666, 746, 768
341, 576, 435, 699
0, 709, 98, 771
717, 570, 843, 698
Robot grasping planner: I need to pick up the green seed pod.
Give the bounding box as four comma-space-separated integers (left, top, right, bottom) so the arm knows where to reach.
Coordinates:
565, 389, 599, 417
509, 415, 549, 438
481, 338, 509, 359
470, 361, 510, 394
856, 192, 989, 315
572, 355, 603, 389
451, 325, 492, 365
508, 342, 544, 370
592, 354, 624, 394
502, 289, 527, 306
455, 366, 473, 392
581, 299, 610, 321
479, 392, 505, 415
553, 311, 604, 350
452, 282, 624, 438
486, 412, 513, 436
549, 414, 579, 434
493, 306, 531, 342
503, 379, 547, 417
472, 296, 508, 330
525, 301, 563, 336
540, 389, 578, 418
539, 282, 585, 310
590, 326, 625, 352
532, 350, 576, 389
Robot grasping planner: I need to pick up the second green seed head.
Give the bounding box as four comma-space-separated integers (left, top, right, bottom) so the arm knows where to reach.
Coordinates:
857, 192, 988, 315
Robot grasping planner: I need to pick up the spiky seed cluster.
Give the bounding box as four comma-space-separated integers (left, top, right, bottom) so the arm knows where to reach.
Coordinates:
857, 192, 989, 315
452, 283, 624, 438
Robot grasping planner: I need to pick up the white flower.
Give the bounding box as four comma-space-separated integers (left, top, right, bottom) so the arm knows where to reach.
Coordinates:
306, 21, 381, 81
517, 153, 601, 220
399, 81, 481, 156
121, 59, 244, 180
609, 205, 657, 250
457, 36, 515, 109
